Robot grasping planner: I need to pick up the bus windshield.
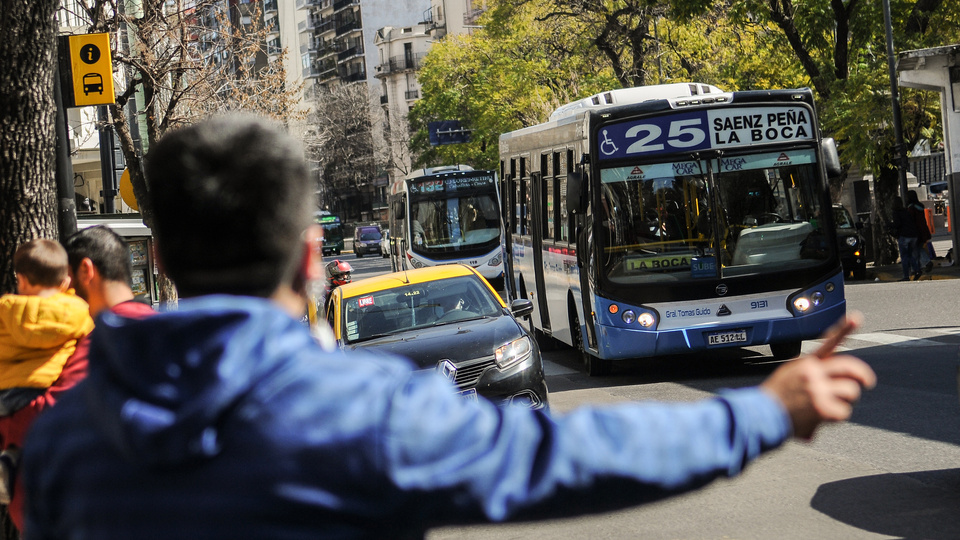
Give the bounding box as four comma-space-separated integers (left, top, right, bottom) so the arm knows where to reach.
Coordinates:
410, 191, 500, 255
599, 148, 832, 284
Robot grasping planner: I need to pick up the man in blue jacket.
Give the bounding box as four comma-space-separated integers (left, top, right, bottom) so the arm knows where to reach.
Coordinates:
21, 114, 875, 539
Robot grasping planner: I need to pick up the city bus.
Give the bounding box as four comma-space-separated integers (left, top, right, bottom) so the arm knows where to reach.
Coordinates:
499, 83, 846, 375
386, 166, 505, 287
315, 211, 344, 256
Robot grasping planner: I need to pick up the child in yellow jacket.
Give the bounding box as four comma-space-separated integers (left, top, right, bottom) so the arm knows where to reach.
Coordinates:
0, 239, 94, 502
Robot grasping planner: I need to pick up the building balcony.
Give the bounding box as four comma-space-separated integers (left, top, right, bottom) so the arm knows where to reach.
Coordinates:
333, 0, 359, 13
336, 18, 359, 36
464, 7, 485, 26
264, 0, 278, 15
405, 90, 420, 100
337, 44, 363, 61
297, 0, 331, 9
340, 69, 366, 82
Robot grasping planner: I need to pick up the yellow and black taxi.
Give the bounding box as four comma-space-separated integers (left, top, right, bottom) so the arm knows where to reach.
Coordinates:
324, 264, 548, 409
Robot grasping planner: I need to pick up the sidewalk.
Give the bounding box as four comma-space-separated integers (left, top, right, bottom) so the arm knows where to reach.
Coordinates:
868, 232, 958, 282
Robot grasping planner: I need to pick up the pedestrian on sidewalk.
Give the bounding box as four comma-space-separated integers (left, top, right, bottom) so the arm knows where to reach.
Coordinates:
906, 190, 933, 275
892, 197, 922, 280
22, 114, 876, 540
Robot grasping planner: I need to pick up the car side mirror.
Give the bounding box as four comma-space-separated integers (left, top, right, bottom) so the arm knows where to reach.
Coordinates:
510, 298, 534, 318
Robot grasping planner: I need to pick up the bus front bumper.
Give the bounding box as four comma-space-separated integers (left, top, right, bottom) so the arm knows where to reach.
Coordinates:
593, 300, 846, 360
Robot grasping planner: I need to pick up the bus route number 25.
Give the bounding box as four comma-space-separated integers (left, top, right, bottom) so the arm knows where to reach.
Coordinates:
624, 118, 706, 154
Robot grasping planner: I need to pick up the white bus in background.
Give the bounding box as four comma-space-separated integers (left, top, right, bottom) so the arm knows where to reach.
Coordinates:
386, 165, 505, 288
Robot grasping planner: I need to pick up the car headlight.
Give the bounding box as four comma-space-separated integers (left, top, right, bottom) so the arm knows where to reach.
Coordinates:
845, 236, 858, 247
495, 336, 533, 369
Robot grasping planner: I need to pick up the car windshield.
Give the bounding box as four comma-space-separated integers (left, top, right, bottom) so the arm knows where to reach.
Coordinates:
342, 275, 504, 343
359, 230, 381, 241
834, 206, 856, 229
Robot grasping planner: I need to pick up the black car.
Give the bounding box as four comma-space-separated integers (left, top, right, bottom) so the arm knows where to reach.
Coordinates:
834, 204, 867, 280
326, 264, 549, 410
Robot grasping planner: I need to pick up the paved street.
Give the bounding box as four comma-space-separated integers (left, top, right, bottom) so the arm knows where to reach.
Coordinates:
331, 252, 960, 539
424, 277, 960, 539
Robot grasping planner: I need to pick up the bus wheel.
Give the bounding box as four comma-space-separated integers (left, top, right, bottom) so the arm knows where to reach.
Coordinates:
585, 352, 611, 376
571, 312, 611, 376
770, 341, 802, 360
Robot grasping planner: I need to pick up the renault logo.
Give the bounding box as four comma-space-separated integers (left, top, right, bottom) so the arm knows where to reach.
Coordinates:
716, 284, 728, 296
437, 359, 457, 381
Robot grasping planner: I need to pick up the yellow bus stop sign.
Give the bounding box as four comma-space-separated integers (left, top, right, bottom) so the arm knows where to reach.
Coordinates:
67, 33, 115, 107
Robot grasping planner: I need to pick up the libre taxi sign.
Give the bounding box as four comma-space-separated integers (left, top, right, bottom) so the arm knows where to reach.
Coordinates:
61, 33, 115, 107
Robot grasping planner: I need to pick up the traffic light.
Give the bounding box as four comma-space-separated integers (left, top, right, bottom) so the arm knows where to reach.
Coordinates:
58, 33, 115, 108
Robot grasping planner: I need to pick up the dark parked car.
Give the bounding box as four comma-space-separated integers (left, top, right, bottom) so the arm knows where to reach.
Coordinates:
353, 225, 383, 258
834, 204, 866, 280
325, 264, 548, 409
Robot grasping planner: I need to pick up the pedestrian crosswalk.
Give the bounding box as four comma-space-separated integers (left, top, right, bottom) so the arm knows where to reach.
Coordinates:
802, 327, 960, 354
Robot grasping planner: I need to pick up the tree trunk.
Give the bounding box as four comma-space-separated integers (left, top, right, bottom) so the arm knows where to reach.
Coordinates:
0, 1, 60, 298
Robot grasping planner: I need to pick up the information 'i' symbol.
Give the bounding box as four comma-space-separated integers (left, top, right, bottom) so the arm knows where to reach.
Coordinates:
79, 44, 101, 64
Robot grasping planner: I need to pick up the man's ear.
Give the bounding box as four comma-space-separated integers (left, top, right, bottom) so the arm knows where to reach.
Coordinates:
74, 258, 97, 286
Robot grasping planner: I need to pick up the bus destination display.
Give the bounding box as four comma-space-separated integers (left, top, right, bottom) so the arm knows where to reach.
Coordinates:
409, 174, 495, 195
596, 106, 815, 160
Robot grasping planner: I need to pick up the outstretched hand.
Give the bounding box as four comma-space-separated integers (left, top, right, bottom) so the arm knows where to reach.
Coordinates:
760, 312, 877, 440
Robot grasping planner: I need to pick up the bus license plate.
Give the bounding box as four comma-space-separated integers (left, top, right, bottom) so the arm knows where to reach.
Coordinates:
708, 330, 747, 346
458, 388, 478, 401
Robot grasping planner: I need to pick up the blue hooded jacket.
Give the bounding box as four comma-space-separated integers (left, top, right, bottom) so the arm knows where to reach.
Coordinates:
23, 296, 790, 539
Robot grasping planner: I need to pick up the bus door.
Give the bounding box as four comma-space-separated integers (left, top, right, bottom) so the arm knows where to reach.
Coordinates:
572, 161, 598, 353
529, 171, 551, 331
500, 169, 517, 299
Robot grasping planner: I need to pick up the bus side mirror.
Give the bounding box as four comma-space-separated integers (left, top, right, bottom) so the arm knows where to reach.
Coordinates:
821, 138, 842, 179
567, 171, 586, 214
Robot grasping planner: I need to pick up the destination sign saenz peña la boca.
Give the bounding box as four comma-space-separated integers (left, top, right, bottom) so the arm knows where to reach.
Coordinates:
596, 106, 814, 160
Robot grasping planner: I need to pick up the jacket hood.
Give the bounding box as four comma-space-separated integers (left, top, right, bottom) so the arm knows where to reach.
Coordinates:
84, 296, 314, 467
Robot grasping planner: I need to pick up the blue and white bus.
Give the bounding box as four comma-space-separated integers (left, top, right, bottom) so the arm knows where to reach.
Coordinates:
499, 83, 846, 375
387, 166, 505, 287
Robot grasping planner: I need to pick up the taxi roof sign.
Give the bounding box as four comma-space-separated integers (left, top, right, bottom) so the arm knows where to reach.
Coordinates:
58, 33, 115, 108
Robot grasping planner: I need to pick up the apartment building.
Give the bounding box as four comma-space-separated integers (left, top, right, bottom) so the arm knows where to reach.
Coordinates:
423, 0, 487, 39
373, 24, 431, 186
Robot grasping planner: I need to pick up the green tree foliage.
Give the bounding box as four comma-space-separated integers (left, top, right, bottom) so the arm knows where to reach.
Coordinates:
409, 2, 617, 168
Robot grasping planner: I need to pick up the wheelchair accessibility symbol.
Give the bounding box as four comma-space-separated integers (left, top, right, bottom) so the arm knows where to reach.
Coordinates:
600, 129, 619, 156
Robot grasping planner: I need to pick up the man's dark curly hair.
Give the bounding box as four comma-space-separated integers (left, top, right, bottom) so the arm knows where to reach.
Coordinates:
145, 114, 313, 297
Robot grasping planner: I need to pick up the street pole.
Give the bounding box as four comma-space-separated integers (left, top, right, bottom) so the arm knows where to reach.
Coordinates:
882, 0, 909, 202
54, 61, 78, 240
98, 105, 117, 213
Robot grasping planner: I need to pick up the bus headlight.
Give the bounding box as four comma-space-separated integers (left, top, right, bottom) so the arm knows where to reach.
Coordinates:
488, 253, 502, 266
637, 312, 656, 327
793, 297, 811, 312
845, 236, 858, 247
621, 310, 635, 324
495, 336, 533, 369
811, 291, 824, 306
